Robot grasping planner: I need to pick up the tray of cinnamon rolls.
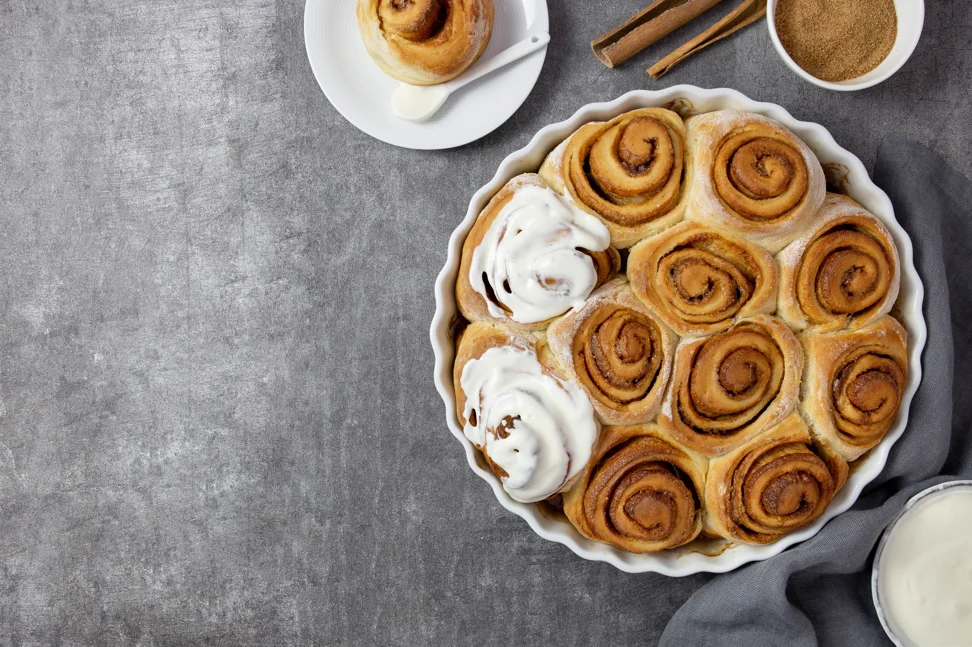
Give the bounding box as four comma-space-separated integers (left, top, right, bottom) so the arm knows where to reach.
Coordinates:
431, 87, 925, 575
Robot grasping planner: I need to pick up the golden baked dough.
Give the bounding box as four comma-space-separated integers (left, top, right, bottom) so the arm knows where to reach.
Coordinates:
357, 0, 494, 85
660, 315, 803, 457
777, 193, 900, 333
563, 424, 706, 553
704, 413, 848, 545
539, 108, 689, 248
684, 110, 826, 253
801, 315, 908, 462
546, 278, 676, 425
627, 221, 778, 337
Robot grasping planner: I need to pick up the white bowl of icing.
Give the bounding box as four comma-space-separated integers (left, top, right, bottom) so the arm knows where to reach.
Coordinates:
872, 480, 972, 647
429, 86, 927, 575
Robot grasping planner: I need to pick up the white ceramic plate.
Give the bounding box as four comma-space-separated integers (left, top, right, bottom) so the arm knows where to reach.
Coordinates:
430, 86, 927, 575
304, 0, 549, 150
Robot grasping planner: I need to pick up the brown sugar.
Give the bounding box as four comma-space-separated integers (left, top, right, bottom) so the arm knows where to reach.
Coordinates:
775, 0, 898, 82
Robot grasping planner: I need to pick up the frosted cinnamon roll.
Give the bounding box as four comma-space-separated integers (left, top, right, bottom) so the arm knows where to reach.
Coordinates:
777, 193, 900, 333
546, 278, 676, 426
356, 0, 494, 85
627, 222, 778, 337
454, 322, 599, 503
802, 316, 908, 462
660, 315, 803, 457
539, 108, 688, 248
563, 424, 706, 553
456, 174, 619, 331
685, 110, 825, 253
704, 413, 848, 545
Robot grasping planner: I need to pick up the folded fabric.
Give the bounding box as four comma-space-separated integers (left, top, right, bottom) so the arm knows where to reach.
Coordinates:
661, 138, 972, 647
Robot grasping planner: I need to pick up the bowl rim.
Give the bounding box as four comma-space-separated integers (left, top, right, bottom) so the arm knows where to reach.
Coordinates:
765, 0, 926, 92
430, 85, 927, 575
870, 479, 972, 647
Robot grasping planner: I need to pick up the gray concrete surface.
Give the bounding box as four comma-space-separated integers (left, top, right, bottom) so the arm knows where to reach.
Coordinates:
0, 1, 969, 645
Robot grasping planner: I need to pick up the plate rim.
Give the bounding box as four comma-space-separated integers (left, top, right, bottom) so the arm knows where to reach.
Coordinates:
429, 85, 928, 576
303, 0, 550, 150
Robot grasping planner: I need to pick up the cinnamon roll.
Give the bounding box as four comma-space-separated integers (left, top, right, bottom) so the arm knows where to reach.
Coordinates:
660, 315, 803, 457
456, 174, 619, 331
546, 278, 676, 425
802, 316, 908, 462
704, 413, 848, 545
539, 108, 689, 248
454, 321, 599, 503
627, 221, 778, 337
777, 193, 900, 333
563, 424, 706, 553
685, 110, 826, 253
356, 0, 494, 85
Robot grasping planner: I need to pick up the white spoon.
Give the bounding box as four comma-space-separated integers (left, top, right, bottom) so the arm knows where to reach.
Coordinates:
392, 31, 551, 122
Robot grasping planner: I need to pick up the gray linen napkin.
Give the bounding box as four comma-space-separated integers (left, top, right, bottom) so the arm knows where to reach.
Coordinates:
660, 139, 972, 647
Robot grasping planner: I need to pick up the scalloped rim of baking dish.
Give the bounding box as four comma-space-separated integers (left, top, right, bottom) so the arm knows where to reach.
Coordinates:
430, 86, 926, 576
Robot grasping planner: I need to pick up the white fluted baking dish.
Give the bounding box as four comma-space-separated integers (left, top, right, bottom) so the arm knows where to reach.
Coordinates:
430, 87, 926, 575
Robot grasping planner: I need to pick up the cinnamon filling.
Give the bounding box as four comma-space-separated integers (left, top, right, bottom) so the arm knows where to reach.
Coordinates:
574, 306, 664, 407
713, 133, 809, 221
380, 0, 447, 42
833, 349, 904, 443
677, 324, 785, 436
798, 225, 893, 322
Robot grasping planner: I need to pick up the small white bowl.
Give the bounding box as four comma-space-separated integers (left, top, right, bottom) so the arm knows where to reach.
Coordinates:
872, 480, 972, 647
767, 0, 925, 91
430, 86, 927, 575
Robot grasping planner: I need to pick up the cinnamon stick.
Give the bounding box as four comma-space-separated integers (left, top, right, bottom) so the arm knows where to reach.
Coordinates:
592, 0, 725, 68
647, 0, 767, 79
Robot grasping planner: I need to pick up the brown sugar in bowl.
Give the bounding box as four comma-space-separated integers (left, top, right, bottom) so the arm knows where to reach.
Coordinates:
766, 0, 924, 91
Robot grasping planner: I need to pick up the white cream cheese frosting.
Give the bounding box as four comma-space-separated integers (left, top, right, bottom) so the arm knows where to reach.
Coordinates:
459, 345, 598, 503
469, 184, 611, 324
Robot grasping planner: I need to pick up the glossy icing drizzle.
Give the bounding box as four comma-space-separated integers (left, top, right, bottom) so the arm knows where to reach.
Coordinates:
460, 345, 597, 502
470, 185, 611, 324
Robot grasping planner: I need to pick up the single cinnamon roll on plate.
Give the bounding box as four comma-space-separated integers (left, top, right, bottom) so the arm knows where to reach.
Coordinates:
456, 174, 619, 331
777, 193, 900, 333
627, 221, 778, 337
704, 412, 848, 545
802, 315, 908, 462
356, 0, 494, 85
563, 423, 706, 553
660, 315, 803, 457
539, 108, 689, 248
546, 278, 676, 425
454, 321, 600, 503
685, 110, 826, 253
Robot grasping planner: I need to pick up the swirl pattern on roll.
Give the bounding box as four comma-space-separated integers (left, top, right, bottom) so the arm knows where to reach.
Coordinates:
802, 316, 908, 461
628, 222, 778, 336
454, 322, 598, 503
705, 413, 848, 544
661, 315, 803, 457
685, 110, 825, 253
456, 174, 619, 330
563, 425, 705, 553
543, 108, 688, 248
778, 193, 900, 332
713, 133, 808, 221
547, 279, 675, 425
356, 0, 494, 85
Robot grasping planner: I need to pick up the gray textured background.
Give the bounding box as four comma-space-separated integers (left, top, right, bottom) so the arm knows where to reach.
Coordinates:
0, 1, 970, 645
